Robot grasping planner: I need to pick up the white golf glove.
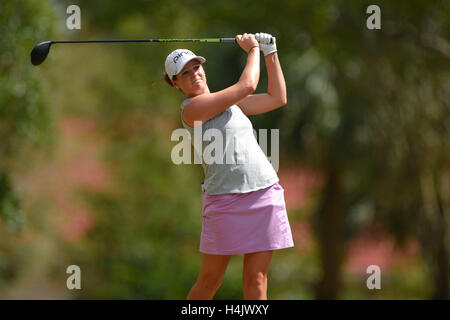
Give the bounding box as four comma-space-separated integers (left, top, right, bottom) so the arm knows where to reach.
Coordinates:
255, 32, 277, 56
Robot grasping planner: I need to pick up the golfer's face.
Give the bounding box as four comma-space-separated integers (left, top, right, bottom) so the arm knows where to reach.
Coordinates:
175, 59, 207, 97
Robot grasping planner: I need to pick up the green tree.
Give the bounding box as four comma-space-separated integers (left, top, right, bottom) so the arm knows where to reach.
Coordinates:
0, 0, 57, 286
268, 0, 449, 298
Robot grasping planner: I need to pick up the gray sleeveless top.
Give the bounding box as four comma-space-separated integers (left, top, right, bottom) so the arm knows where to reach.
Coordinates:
181, 98, 278, 195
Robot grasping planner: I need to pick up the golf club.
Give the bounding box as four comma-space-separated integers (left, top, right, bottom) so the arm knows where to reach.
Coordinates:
30, 37, 274, 66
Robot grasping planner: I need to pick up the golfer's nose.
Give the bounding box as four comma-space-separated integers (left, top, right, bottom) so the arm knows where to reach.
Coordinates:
192, 69, 199, 78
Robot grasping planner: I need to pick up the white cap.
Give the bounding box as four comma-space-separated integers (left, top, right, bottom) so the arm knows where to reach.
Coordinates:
165, 49, 206, 80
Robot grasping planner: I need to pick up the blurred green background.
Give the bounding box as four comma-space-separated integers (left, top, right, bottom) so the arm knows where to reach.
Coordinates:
0, 0, 449, 299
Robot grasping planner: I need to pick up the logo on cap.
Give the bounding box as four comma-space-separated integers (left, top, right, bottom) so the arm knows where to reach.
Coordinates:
173, 51, 194, 64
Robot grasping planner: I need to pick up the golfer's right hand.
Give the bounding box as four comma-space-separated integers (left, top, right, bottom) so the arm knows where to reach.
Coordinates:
236, 33, 259, 53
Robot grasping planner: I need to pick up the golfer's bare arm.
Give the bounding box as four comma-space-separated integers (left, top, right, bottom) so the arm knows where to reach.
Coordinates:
236, 52, 287, 115
182, 35, 260, 128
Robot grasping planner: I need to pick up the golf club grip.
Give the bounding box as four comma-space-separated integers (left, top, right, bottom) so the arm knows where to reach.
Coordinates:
221, 37, 274, 44
221, 38, 236, 43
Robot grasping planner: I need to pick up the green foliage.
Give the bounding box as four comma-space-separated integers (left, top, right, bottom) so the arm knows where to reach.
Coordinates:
0, 0, 57, 165
0, 174, 24, 231
0, 0, 58, 288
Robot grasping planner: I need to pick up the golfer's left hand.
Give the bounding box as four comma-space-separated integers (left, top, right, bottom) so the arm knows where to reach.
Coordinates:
255, 32, 277, 56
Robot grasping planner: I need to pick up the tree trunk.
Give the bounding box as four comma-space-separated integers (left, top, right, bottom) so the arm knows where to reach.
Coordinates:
315, 162, 346, 299
419, 169, 450, 299
430, 170, 449, 299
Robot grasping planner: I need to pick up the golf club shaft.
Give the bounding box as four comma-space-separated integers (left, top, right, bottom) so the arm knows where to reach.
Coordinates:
31, 36, 274, 66
50, 38, 237, 44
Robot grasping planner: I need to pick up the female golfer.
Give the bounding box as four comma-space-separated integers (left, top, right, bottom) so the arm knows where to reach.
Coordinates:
164, 33, 294, 300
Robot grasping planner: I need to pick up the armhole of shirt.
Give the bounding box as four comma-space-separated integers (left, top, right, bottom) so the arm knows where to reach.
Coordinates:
181, 99, 195, 129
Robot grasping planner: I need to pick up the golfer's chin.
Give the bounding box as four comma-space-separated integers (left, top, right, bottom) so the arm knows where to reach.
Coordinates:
189, 83, 207, 96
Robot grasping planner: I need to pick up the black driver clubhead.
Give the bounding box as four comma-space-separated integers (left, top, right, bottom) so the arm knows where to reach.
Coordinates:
30, 41, 52, 66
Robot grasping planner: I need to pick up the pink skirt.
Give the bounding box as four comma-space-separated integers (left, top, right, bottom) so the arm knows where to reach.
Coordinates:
200, 182, 294, 255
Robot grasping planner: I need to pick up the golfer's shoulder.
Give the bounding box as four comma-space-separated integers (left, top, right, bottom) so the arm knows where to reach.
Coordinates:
181, 93, 213, 111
